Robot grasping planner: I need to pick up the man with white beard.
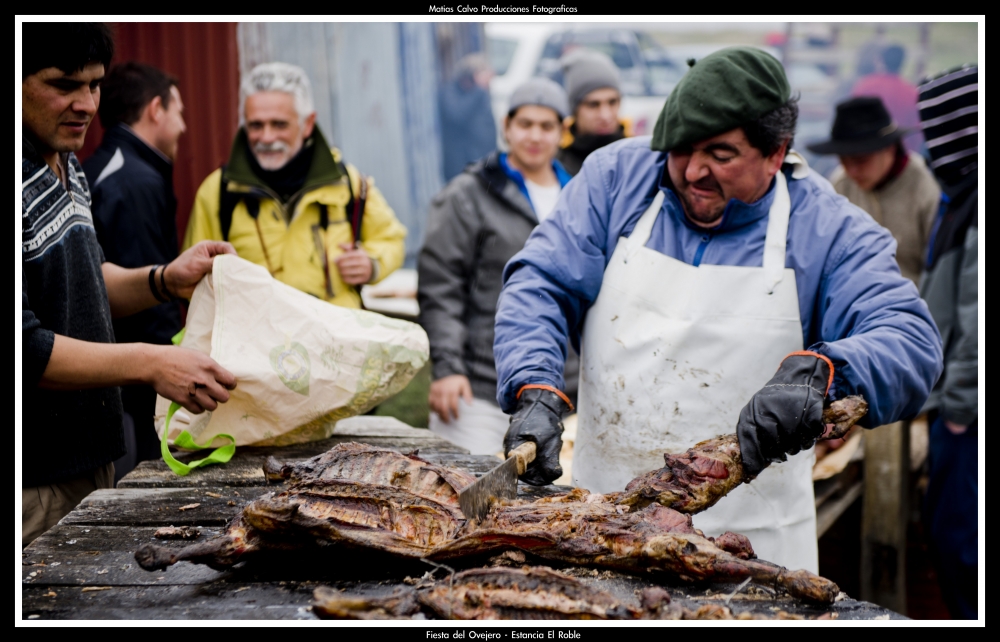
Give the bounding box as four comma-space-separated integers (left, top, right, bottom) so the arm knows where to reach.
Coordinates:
184, 63, 406, 309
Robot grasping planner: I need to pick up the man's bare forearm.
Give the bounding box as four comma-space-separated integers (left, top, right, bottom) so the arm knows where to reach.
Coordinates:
38, 335, 153, 391
38, 334, 237, 415
101, 263, 164, 318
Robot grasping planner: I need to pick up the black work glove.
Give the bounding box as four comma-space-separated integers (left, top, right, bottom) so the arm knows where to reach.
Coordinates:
737, 352, 833, 479
503, 386, 572, 486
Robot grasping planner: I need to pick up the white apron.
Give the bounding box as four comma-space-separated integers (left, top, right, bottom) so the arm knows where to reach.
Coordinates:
574, 170, 818, 572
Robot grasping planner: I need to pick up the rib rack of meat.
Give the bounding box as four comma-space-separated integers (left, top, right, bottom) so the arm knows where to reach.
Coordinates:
312, 567, 816, 620
135, 443, 839, 605
618, 396, 869, 514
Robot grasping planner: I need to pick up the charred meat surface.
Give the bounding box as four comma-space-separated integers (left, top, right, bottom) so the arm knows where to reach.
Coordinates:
264, 443, 476, 509
619, 396, 868, 514
153, 526, 201, 540
137, 445, 473, 568
314, 568, 824, 620
135, 514, 277, 571
434, 489, 836, 604
314, 567, 634, 620
312, 586, 421, 620
136, 443, 839, 605
419, 567, 639, 620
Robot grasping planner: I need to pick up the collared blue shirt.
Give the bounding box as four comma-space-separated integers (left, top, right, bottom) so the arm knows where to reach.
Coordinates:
494, 137, 943, 427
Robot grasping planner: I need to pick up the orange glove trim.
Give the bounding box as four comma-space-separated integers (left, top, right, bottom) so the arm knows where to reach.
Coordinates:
783, 350, 835, 397
517, 384, 575, 412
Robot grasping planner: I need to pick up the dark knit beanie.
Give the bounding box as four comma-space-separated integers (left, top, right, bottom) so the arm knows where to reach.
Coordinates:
651, 46, 790, 152
561, 49, 621, 110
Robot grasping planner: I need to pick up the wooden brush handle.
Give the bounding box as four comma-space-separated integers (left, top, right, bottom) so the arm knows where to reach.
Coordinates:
509, 442, 537, 476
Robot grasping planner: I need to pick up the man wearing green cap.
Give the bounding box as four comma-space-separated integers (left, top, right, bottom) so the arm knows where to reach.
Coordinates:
493, 47, 942, 572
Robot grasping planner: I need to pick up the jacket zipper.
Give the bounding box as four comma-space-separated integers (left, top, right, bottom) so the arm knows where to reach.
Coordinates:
237, 177, 350, 288
693, 233, 712, 267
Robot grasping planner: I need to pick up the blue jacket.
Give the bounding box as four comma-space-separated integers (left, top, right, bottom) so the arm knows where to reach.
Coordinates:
495, 137, 943, 427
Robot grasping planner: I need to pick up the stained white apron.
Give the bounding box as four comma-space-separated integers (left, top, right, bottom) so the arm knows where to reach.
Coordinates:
574, 169, 818, 572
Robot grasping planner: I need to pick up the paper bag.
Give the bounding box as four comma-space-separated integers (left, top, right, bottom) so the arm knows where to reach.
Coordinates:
155, 254, 428, 450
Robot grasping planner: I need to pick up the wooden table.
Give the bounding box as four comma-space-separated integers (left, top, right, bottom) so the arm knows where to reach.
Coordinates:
22, 416, 904, 620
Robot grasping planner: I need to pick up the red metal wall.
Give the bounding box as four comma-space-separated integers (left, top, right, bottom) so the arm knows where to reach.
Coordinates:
77, 22, 240, 245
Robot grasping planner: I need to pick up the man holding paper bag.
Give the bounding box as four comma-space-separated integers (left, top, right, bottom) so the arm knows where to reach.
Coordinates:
21, 23, 236, 547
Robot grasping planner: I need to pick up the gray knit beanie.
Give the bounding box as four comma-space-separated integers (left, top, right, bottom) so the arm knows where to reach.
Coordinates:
561, 49, 621, 110
508, 77, 570, 120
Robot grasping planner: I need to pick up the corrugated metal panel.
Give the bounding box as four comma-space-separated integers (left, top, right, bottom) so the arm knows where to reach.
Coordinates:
76, 23, 240, 244
398, 23, 444, 258
239, 22, 445, 267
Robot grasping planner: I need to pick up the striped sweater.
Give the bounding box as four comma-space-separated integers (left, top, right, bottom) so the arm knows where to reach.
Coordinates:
21, 139, 124, 487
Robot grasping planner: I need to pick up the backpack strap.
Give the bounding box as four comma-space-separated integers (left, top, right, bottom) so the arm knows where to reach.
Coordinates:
317, 202, 329, 231
218, 165, 260, 242
341, 161, 368, 243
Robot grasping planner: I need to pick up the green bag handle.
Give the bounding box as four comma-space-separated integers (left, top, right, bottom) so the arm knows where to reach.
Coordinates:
160, 402, 236, 476
159, 332, 237, 475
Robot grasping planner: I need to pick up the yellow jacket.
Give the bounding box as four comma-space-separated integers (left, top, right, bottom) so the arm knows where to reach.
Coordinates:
184, 129, 406, 309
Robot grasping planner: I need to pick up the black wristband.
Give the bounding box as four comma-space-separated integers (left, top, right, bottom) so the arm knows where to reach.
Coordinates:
149, 265, 169, 303
159, 265, 180, 301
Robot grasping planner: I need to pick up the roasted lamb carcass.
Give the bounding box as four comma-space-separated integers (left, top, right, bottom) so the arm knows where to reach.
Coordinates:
619, 396, 869, 514
313, 567, 815, 620
315, 566, 639, 620
136, 443, 838, 604
136, 444, 475, 569
432, 489, 836, 604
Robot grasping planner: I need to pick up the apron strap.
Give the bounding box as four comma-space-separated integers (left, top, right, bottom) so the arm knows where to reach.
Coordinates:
628, 190, 666, 248
762, 170, 791, 294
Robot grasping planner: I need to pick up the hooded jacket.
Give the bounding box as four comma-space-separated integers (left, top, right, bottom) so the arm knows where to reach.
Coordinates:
183, 127, 406, 309
418, 152, 579, 405
494, 136, 943, 427
919, 174, 977, 426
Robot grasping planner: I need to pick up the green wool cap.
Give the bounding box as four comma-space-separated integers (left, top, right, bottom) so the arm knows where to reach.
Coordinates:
651, 47, 790, 152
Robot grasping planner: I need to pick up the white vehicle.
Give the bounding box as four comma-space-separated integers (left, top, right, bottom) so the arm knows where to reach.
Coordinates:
485, 24, 681, 143
486, 26, 831, 159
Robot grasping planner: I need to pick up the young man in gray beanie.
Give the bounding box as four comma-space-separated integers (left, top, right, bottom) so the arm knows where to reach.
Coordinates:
556, 49, 628, 175
493, 47, 941, 573
418, 78, 577, 457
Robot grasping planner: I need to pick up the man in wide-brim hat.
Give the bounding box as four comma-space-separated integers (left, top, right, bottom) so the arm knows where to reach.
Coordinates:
491, 47, 942, 573
808, 96, 940, 285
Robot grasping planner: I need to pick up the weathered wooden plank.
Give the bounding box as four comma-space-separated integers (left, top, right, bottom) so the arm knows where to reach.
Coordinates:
61, 487, 270, 526
816, 481, 863, 539
22, 583, 321, 620
119, 436, 467, 489
861, 421, 909, 613
22, 524, 444, 588
23, 525, 229, 587
331, 415, 433, 437
419, 453, 501, 476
